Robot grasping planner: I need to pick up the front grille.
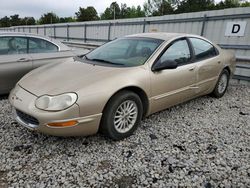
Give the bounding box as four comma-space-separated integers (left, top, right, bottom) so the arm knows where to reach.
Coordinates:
16, 109, 39, 125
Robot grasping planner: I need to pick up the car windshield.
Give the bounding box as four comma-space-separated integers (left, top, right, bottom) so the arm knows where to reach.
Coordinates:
85, 37, 163, 67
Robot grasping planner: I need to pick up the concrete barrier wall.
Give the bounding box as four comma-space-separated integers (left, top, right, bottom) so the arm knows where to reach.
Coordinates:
1, 7, 250, 82
1, 7, 250, 58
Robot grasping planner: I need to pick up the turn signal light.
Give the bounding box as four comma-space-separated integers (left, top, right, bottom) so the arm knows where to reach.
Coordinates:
48, 120, 78, 127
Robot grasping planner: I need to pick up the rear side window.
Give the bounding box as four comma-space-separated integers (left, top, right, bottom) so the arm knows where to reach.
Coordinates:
189, 38, 217, 61
0, 37, 27, 55
28, 37, 58, 53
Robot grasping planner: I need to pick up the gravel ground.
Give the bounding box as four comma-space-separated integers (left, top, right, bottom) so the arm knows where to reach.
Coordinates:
0, 83, 249, 187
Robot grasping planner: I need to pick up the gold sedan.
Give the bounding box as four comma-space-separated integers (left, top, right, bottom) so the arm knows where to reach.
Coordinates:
9, 33, 236, 140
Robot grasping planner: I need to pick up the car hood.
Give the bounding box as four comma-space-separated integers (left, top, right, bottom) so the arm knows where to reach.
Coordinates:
18, 58, 132, 96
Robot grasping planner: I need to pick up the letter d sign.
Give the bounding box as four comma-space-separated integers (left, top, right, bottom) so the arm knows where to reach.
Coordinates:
225, 21, 247, 36
232, 24, 240, 33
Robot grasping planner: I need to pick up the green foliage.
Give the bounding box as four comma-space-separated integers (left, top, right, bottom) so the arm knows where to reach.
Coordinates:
144, 0, 174, 16
0, 15, 36, 27
144, 0, 250, 15
0, 16, 11, 27
9, 14, 21, 26
75, 6, 99, 21
241, 1, 250, 7
124, 5, 146, 18
175, 0, 215, 13
39, 12, 60, 24
0, 0, 250, 27
59, 17, 76, 23
101, 2, 145, 20
214, 0, 240, 9
101, 2, 121, 20
119, 4, 145, 18
20, 17, 36, 25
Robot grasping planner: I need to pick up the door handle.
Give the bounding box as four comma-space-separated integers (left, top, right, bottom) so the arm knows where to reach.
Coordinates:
17, 58, 31, 62
217, 61, 221, 64
189, 67, 196, 71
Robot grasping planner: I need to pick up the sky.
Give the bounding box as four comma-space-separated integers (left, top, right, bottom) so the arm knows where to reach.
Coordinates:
0, 0, 146, 19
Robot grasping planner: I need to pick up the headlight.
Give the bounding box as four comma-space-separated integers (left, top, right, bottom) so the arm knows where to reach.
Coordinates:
35, 93, 78, 111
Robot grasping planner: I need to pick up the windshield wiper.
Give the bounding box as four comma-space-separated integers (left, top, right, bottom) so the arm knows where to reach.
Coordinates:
88, 58, 124, 66
83, 55, 90, 60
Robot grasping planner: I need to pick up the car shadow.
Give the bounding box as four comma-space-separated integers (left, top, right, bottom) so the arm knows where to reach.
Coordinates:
0, 94, 9, 100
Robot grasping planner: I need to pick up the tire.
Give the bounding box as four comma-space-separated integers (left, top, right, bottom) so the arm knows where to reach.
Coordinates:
211, 69, 230, 98
100, 90, 143, 140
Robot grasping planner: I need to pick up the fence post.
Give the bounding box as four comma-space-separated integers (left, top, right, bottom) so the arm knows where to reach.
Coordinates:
44, 26, 46, 35
54, 25, 56, 39
36, 27, 39, 34
200, 14, 207, 36
67, 25, 69, 41
108, 22, 112, 41
23, 27, 25, 32
143, 19, 146, 33
84, 24, 87, 43
29, 27, 31, 33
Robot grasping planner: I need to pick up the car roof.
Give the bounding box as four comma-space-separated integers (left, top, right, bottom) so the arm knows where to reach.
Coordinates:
126, 32, 210, 42
0, 32, 70, 51
126, 32, 183, 40
125, 32, 220, 49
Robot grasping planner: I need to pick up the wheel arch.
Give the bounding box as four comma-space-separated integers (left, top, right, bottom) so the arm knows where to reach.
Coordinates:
102, 86, 149, 118
223, 66, 231, 76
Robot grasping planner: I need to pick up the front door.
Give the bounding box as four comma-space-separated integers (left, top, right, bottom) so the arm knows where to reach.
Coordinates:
150, 38, 197, 114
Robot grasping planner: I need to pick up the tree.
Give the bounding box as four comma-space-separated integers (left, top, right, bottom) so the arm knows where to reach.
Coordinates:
120, 4, 145, 18
136, 5, 146, 17
215, 0, 240, 9
101, 2, 121, 20
75, 6, 99, 21
59, 17, 76, 23
101, 8, 113, 20
39, 12, 60, 24
0, 15, 36, 27
10, 14, 21, 26
120, 3, 129, 18
143, 0, 174, 16
20, 17, 36, 25
101, 2, 145, 20
175, 0, 215, 13
0, 16, 11, 27
241, 1, 250, 7
0, 0, 248, 28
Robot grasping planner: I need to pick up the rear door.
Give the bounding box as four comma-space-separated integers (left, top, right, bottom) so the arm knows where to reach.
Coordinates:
188, 37, 222, 94
28, 37, 73, 69
0, 36, 32, 93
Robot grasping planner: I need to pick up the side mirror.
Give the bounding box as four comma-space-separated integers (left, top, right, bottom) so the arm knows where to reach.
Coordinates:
152, 60, 178, 71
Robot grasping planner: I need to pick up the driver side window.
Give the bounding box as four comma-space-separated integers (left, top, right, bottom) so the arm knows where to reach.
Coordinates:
159, 39, 191, 66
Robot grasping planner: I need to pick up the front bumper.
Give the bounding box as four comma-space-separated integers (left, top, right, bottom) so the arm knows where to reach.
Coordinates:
9, 85, 101, 137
